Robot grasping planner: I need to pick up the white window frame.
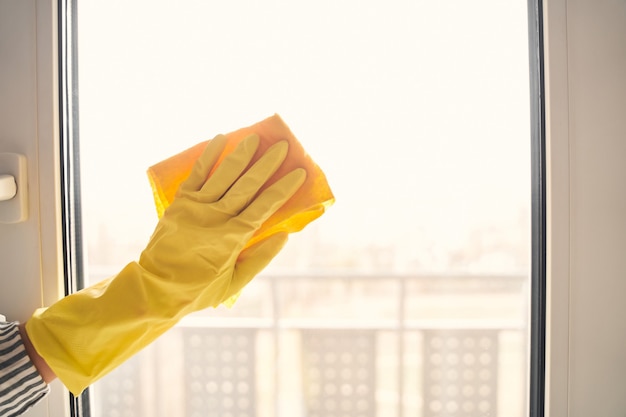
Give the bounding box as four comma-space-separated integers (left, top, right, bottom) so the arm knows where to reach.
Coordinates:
0, 0, 69, 416
544, 0, 626, 416
543, 0, 571, 414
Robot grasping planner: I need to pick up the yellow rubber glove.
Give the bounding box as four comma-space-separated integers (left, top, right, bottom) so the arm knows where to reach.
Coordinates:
26, 134, 306, 395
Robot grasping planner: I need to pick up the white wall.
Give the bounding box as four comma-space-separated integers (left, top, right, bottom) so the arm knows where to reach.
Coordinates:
545, 0, 626, 416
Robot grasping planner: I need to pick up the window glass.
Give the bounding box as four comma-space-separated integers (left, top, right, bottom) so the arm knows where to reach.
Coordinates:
77, 1, 530, 416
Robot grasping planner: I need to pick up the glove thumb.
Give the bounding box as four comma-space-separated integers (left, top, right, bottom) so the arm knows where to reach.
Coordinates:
223, 232, 289, 306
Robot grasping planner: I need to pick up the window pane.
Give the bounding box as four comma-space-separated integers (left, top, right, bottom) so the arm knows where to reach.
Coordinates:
77, 1, 530, 416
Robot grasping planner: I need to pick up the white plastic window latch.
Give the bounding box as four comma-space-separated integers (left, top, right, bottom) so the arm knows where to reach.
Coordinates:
0, 153, 28, 223
0, 175, 17, 201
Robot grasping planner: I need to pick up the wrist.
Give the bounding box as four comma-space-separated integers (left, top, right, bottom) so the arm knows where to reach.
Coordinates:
19, 322, 57, 383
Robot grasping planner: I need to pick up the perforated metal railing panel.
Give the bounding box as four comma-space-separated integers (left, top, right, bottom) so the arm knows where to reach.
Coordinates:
96, 354, 143, 417
301, 329, 377, 417
90, 274, 527, 417
183, 328, 257, 417
422, 329, 499, 417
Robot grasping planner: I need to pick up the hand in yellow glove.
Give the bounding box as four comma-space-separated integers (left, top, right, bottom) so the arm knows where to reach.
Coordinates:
26, 134, 306, 395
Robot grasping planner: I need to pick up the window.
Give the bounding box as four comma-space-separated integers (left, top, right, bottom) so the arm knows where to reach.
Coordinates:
64, 1, 538, 416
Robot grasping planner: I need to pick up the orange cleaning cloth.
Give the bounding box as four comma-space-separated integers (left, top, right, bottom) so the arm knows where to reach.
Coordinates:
147, 114, 335, 248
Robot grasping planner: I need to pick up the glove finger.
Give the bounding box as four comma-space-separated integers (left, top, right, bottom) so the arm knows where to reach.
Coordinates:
199, 134, 260, 202
239, 168, 306, 227
214, 140, 289, 215
229, 232, 289, 296
180, 134, 228, 193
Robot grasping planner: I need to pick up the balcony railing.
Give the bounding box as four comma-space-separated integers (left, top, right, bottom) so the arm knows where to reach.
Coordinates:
89, 272, 529, 417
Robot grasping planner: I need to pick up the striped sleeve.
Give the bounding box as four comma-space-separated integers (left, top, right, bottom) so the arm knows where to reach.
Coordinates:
0, 321, 50, 417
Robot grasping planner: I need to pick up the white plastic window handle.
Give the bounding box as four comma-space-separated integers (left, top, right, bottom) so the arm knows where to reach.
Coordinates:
0, 153, 28, 223
0, 174, 17, 201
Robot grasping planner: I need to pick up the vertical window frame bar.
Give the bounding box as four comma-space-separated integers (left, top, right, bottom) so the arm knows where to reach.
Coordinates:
58, 0, 90, 415
527, 0, 547, 416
